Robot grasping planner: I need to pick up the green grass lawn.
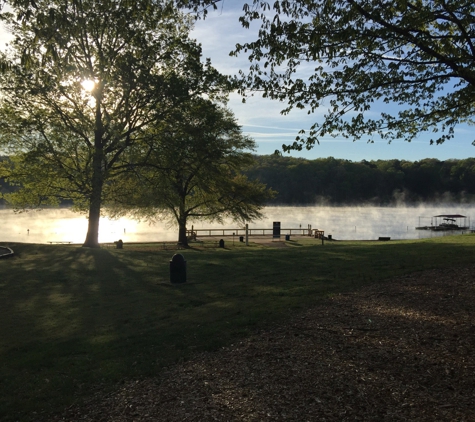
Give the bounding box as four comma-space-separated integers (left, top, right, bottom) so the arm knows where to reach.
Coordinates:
1, 235, 475, 421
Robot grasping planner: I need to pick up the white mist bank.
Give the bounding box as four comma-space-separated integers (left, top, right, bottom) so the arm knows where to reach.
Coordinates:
0, 205, 474, 244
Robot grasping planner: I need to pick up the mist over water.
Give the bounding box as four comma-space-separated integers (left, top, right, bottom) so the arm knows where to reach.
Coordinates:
258, 205, 473, 240
0, 205, 473, 244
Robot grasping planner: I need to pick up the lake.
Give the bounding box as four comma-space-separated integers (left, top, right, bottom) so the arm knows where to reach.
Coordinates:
0, 205, 474, 244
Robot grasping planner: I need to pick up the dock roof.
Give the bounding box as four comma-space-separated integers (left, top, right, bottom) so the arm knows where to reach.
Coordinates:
434, 214, 466, 218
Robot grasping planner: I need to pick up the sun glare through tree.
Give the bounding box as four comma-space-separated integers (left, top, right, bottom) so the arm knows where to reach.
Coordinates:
81, 79, 96, 92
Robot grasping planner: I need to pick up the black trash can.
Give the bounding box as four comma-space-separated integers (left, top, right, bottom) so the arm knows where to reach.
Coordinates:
219, 239, 225, 248
239, 236, 244, 242
285, 234, 290, 241
170, 253, 186, 284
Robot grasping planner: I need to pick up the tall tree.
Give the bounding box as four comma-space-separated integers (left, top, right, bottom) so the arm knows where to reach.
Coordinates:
0, 0, 226, 247
108, 99, 274, 247
229, 0, 475, 151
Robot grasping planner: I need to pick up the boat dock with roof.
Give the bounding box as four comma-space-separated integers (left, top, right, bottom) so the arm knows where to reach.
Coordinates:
416, 214, 470, 231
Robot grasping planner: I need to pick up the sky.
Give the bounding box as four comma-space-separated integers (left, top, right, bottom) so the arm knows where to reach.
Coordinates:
0, 1, 473, 162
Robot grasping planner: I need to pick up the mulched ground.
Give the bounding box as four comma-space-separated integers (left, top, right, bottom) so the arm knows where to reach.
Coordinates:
51, 265, 475, 421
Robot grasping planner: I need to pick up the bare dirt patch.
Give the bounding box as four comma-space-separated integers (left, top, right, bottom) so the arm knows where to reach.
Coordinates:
51, 266, 475, 421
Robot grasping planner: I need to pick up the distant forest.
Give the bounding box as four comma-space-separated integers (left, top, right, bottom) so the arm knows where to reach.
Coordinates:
244, 155, 475, 205
2, 155, 475, 206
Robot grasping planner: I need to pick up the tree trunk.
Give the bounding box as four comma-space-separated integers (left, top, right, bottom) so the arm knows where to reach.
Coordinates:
83, 198, 101, 248
176, 193, 189, 247
83, 85, 104, 248
178, 219, 188, 247
82, 153, 104, 248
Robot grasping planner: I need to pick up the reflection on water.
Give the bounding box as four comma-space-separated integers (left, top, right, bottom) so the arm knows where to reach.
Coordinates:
0, 205, 473, 244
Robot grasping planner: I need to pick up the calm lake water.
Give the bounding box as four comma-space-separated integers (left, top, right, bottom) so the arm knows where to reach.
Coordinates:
0, 205, 474, 244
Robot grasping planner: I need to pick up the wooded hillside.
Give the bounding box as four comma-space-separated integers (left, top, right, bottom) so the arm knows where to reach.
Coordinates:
3, 155, 475, 206
244, 155, 475, 205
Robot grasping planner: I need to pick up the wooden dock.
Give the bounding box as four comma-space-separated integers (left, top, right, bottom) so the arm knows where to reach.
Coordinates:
186, 227, 325, 239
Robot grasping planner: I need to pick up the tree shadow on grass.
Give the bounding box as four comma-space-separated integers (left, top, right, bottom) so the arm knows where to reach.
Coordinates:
1, 243, 279, 420
0, 245, 199, 419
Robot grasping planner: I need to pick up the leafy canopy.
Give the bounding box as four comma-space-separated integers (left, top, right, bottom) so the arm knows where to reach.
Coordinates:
230, 0, 475, 151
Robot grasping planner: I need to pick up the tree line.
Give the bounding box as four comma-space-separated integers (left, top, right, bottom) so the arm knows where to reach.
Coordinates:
5, 154, 475, 207
244, 155, 475, 205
